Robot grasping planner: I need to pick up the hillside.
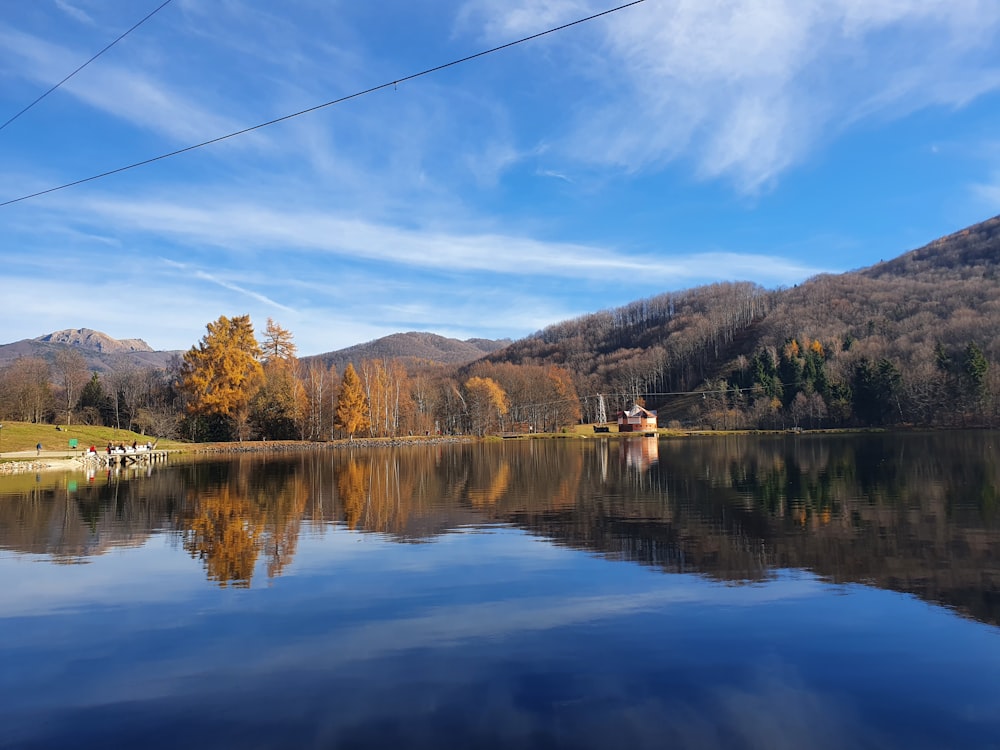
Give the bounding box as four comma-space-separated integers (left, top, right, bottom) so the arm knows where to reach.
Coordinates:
487, 214, 1000, 426
2, 216, 997, 437
304, 331, 511, 373
0, 329, 179, 372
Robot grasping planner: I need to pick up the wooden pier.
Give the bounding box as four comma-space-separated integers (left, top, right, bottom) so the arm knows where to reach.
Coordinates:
79, 448, 170, 468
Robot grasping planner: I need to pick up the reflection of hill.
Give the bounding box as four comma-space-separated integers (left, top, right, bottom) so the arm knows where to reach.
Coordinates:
0, 435, 997, 624
503, 434, 1000, 627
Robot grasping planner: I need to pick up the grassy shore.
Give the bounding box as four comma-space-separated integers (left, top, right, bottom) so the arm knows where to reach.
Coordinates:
0, 419, 791, 458
0, 421, 184, 458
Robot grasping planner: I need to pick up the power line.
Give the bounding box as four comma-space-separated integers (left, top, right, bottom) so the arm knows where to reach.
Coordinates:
1, 0, 176, 132
0, 0, 646, 209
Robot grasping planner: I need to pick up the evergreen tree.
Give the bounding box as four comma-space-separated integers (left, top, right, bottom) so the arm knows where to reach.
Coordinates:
77, 372, 111, 425
963, 341, 989, 404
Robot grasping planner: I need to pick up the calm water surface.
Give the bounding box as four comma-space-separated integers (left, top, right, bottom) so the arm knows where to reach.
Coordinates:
1, 432, 998, 749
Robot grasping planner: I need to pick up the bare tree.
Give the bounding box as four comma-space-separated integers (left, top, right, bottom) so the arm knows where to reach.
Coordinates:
54, 349, 89, 425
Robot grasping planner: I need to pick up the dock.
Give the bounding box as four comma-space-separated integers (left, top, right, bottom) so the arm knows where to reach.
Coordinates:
79, 448, 170, 468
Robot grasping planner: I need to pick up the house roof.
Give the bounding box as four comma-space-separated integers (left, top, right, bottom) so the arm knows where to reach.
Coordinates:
622, 404, 656, 418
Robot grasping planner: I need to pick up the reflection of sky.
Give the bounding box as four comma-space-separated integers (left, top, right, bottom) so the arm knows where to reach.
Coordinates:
2, 526, 998, 749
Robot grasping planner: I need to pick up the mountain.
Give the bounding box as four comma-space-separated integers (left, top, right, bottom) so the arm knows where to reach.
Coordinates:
485, 213, 1000, 425
0, 328, 179, 372
34, 328, 154, 353
303, 331, 512, 373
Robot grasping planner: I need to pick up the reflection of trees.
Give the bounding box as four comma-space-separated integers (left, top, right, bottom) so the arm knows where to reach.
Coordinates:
179, 458, 310, 585
466, 462, 510, 506
338, 459, 367, 531
334, 449, 469, 536
184, 486, 262, 586
514, 433, 1000, 626
0, 468, 185, 560
2, 434, 998, 623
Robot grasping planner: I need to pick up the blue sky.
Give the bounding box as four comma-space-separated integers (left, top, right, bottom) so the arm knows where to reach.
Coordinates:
2, 0, 999, 355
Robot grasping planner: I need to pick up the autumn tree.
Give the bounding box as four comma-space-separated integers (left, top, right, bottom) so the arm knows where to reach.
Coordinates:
260, 317, 297, 363
335, 363, 370, 439
301, 361, 338, 440
180, 315, 263, 441
545, 366, 582, 430
252, 319, 305, 440
465, 376, 509, 436
361, 358, 416, 437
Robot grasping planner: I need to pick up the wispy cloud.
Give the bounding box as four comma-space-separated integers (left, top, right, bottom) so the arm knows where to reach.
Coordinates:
460, 0, 1000, 192
972, 179, 1000, 211
54, 0, 95, 26
73, 195, 829, 284
0, 23, 253, 144
190, 269, 298, 313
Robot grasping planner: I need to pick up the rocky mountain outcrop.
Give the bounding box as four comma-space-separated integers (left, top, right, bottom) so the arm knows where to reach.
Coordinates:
34, 328, 154, 353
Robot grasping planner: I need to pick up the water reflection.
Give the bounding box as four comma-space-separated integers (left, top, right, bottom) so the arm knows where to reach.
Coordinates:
0, 432, 997, 623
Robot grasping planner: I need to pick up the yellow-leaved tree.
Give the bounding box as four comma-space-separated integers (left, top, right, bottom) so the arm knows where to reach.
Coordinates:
251, 318, 306, 440
335, 363, 370, 439
180, 314, 263, 441
465, 376, 509, 436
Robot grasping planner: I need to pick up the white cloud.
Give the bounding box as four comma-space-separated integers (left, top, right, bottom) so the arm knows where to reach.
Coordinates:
71, 195, 829, 285
54, 0, 95, 26
972, 179, 1000, 211
461, 0, 1000, 191
0, 23, 252, 145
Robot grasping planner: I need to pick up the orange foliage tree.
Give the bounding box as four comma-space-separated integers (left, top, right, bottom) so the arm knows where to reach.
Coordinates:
180, 314, 263, 441
465, 376, 509, 435
335, 363, 370, 439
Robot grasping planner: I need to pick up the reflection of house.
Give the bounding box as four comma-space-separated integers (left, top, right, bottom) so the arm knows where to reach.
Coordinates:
622, 437, 659, 471
617, 404, 657, 432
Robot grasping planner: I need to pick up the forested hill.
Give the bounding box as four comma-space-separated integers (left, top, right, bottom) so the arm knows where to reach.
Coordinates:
485, 214, 1000, 427
304, 332, 512, 374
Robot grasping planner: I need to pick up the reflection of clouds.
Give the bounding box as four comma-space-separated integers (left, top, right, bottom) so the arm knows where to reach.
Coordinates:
0, 539, 202, 618
711, 662, 873, 750
204, 551, 826, 682
3, 519, 997, 749
3, 641, 899, 749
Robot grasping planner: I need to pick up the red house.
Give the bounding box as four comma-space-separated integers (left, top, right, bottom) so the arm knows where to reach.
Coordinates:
617, 404, 657, 432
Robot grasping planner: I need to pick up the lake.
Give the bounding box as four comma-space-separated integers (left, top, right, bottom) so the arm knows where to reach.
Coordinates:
1, 432, 998, 749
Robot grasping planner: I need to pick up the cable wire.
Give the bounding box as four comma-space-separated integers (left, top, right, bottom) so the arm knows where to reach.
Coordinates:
0, 0, 176, 132
1, 0, 646, 208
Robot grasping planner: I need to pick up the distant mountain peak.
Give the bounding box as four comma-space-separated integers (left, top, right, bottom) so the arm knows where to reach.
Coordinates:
304, 331, 512, 370
34, 328, 154, 354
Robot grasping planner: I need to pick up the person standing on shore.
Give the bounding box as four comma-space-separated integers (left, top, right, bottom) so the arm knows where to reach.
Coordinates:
36, 443, 42, 455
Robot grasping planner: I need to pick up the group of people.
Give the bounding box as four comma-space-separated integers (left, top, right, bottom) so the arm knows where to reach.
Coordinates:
86, 441, 153, 455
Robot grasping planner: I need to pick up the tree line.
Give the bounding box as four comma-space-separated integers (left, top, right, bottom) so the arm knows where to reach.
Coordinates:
0, 314, 584, 441
1, 215, 997, 436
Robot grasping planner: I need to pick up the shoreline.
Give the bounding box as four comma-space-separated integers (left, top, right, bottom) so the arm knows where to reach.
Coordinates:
0, 457, 82, 475
0, 426, 954, 476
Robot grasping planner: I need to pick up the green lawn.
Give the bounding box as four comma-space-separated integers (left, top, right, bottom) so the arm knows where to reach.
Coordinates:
0, 421, 182, 456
